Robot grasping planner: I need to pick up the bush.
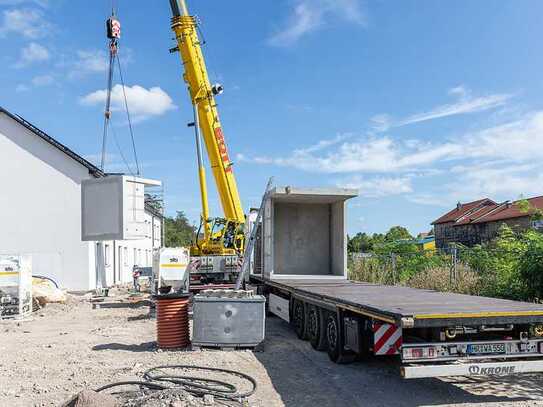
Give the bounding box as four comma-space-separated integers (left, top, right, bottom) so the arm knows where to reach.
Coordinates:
519, 231, 543, 301
406, 264, 481, 295
349, 223, 543, 301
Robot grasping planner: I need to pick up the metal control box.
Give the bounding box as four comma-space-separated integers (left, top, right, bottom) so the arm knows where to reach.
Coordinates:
192, 290, 266, 347
0, 255, 32, 320
81, 175, 161, 241
153, 247, 190, 294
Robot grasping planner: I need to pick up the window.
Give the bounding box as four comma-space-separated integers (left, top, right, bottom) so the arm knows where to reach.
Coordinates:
104, 244, 111, 266
124, 247, 128, 266
133, 248, 137, 266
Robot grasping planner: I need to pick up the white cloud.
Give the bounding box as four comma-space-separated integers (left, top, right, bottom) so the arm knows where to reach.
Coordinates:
238, 136, 460, 174
239, 87, 543, 205
67, 48, 133, 78
406, 194, 450, 207
337, 176, 413, 198
294, 133, 351, 154
399, 93, 511, 126
268, 0, 366, 46
239, 86, 525, 176
371, 86, 512, 132
15, 42, 49, 67
0, 8, 52, 38
80, 84, 177, 122
73, 50, 107, 74
31, 74, 53, 86
0, 0, 48, 6
445, 163, 543, 202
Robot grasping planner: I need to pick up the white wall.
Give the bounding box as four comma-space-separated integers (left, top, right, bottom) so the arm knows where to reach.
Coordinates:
0, 113, 163, 291
98, 212, 162, 286
0, 114, 93, 290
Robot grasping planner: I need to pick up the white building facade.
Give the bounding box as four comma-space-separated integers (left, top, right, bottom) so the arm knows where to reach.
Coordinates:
0, 107, 162, 291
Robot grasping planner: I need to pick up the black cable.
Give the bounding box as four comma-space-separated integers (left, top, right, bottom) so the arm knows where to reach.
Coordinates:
95, 364, 257, 403
95, 381, 168, 392
144, 365, 257, 400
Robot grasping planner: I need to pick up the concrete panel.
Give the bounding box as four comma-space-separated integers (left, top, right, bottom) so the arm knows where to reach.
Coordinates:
274, 203, 331, 276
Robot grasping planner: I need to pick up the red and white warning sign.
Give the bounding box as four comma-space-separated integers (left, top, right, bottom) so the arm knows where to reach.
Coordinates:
373, 321, 402, 355
108, 18, 121, 39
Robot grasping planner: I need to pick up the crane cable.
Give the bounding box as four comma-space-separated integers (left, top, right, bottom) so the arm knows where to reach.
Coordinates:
100, 9, 140, 176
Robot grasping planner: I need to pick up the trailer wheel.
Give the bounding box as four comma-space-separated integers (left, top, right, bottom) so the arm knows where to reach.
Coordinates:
292, 299, 306, 340
307, 305, 327, 351
326, 313, 356, 364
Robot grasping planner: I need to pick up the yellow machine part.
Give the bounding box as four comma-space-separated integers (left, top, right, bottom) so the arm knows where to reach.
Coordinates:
170, 14, 245, 225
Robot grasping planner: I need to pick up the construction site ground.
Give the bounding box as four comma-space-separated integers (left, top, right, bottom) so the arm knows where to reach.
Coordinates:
1, 292, 543, 407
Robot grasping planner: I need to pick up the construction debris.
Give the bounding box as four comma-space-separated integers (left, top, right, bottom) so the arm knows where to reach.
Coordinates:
33, 277, 66, 306
62, 390, 118, 407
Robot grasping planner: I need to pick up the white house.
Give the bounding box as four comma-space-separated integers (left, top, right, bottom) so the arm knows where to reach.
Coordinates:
0, 106, 163, 291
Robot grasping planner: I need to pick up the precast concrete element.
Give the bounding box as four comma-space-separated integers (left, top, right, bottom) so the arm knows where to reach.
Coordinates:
261, 187, 357, 280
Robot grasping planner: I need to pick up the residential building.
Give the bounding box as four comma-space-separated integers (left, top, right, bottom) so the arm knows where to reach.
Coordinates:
432, 197, 543, 248
0, 106, 162, 290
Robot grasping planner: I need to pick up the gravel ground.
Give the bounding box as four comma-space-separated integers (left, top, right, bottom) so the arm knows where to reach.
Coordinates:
1, 293, 543, 407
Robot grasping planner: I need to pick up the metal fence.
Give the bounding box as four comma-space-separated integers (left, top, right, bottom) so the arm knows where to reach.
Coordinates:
348, 247, 482, 295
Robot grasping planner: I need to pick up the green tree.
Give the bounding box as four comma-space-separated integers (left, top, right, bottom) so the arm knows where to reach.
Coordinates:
164, 211, 196, 248
348, 232, 374, 253
384, 226, 413, 242
518, 199, 543, 222
519, 231, 543, 301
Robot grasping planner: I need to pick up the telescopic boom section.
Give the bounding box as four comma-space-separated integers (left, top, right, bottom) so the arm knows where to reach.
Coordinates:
169, 0, 245, 224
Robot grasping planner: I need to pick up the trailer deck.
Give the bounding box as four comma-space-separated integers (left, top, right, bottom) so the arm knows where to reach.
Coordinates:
257, 278, 543, 328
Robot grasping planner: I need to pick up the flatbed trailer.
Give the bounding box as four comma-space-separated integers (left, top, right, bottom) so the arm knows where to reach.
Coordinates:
251, 276, 543, 379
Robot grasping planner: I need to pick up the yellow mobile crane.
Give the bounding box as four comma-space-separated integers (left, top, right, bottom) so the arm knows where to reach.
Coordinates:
168, 0, 246, 286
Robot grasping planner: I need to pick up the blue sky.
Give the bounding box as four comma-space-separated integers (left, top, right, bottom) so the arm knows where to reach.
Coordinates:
1, 0, 543, 236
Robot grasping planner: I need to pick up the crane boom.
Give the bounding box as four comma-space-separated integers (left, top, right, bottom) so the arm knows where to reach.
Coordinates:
169, 0, 245, 225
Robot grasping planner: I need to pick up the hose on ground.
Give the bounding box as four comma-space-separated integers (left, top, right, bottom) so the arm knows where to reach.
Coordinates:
95, 364, 257, 402
95, 381, 168, 392
32, 275, 59, 288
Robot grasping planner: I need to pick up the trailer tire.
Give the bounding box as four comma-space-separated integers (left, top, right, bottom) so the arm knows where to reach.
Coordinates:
326, 313, 356, 364
307, 305, 327, 351
292, 299, 306, 340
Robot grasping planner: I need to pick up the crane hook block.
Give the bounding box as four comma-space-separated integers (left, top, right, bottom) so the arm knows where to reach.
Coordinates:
107, 17, 121, 40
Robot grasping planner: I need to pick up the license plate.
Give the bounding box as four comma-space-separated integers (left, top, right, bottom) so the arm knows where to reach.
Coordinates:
467, 343, 506, 355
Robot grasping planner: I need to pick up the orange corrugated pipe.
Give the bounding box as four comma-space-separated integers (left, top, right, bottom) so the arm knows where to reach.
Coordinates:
156, 295, 190, 349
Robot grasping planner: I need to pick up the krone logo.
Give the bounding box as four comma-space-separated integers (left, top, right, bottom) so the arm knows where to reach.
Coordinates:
468, 365, 480, 374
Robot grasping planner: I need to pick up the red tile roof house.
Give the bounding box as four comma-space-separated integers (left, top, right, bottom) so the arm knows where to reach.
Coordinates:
432, 196, 543, 248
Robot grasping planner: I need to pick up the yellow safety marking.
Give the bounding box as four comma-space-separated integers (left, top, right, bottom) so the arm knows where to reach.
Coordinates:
415, 311, 543, 320
340, 303, 397, 324
0, 272, 19, 276
160, 264, 188, 268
